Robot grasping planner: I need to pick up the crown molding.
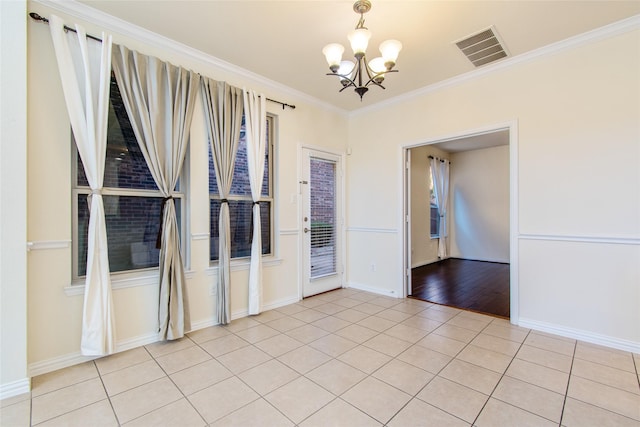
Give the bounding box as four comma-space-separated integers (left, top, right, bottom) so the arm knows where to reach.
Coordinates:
351, 14, 640, 117
29, 1, 639, 118
30, 0, 348, 116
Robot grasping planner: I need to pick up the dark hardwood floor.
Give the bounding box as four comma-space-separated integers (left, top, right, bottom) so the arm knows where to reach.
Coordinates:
410, 258, 510, 318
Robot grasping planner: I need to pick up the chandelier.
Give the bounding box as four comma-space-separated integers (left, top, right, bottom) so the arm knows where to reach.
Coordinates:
322, 0, 402, 100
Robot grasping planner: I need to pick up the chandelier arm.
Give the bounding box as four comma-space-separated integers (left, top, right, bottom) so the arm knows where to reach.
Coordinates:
325, 72, 358, 89
364, 69, 398, 88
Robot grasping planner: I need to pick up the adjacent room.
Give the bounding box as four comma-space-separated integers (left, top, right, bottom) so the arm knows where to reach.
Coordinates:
408, 130, 511, 318
1, 0, 639, 425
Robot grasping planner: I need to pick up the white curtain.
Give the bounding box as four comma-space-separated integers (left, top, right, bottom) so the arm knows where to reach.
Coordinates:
200, 79, 244, 325
430, 157, 450, 259
49, 15, 116, 356
112, 45, 200, 340
243, 90, 267, 315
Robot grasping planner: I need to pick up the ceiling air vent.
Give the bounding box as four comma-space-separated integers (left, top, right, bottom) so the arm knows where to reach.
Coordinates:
455, 26, 508, 67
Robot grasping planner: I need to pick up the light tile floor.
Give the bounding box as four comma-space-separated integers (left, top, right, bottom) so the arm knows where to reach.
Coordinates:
3, 288, 640, 426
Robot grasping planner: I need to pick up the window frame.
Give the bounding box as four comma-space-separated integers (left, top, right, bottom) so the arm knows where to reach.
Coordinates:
429, 163, 440, 239
208, 114, 276, 265
71, 130, 188, 283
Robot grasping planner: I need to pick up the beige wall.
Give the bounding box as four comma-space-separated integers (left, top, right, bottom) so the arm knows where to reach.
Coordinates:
449, 145, 510, 263
347, 28, 640, 347
25, 3, 348, 373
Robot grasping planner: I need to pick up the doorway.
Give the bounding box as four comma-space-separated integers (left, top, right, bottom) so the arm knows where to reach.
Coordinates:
403, 125, 517, 319
301, 148, 344, 297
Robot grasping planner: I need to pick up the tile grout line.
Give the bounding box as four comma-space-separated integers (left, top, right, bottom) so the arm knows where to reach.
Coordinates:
213, 329, 299, 426
295, 299, 439, 426
29, 364, 115, 427
93, 359, 123, 426
469, 323, 533, 426
231, 298, 428, 425
557, 340, 578, 427
386, 310, 491, 426
121, 337, 205, 426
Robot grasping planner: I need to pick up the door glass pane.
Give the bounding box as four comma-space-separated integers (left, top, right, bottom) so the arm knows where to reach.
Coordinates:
310, 158, 336, 278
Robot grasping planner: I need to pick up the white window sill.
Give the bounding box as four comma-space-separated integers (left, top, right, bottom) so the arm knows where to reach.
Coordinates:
65, 269, 196, 296
205, 257, 283, 276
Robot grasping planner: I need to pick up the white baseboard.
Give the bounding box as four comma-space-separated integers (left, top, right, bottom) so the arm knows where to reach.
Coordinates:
28, 332, 159, 378
231, 295, 300, 320
25, 294, 298, 380
0, 378, 31, 400
346, 282, 401, 298
518, 317, 640, 353
190, 318, 219, 331
411, 258, 440, 268
450, 256, 510, 264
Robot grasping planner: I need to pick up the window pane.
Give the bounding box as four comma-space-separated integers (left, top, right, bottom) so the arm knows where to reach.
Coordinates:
430, 205, 440, 237
429, 165, 439, 237
77, 77, 158, 191
210, 200, 271, 261
77, 195, 181, 275
209, 118, 270, 197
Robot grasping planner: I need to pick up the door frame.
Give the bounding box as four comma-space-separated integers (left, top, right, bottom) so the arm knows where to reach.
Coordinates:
298, 145, 346, 300
402, 121, 519, 324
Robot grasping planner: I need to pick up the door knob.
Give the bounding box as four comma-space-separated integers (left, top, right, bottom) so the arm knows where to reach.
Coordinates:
304, 227, 310, 233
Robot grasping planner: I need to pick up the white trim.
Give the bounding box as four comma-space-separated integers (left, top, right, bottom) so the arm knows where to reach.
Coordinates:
26, 240, 71, 251
0, 378, 31, 400
351, 14, 640, 117
519, 233, 640, 246
189, 317, 218, 331
191, 232, 210, 240
346, 227, 398, 234
28, 332, 159, 377
230, 295, 300, 320
346, 281, 401, 298
29, 352, 97, 378
32, 0, 346, 116
401, 121, 520, 323
279, 228, 299, 236
509, 121, 519, 325
519, 317, 640, 354
411, 258, 440, 269
205, 257, 283, 275
64, 270, 196, 296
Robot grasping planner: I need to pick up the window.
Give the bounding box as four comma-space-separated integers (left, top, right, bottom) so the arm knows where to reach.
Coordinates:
208, 116, 274, 261
429, 164, 439, 238
73, 77, 185, 279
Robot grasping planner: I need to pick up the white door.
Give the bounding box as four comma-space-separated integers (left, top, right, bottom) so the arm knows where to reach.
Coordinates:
301, 148, 343, 297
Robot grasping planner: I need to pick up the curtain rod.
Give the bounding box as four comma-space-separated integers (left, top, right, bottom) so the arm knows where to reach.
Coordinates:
266, 98, 296, 110
428, 156, 451, 164
29, 12, 296, 110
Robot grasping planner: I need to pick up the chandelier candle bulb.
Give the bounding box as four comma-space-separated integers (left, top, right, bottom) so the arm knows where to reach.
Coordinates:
379, 39, 402, 69
368, 57, 386, 83
322, 0, 401, 100
348, 28, 372, 56
322, 43, 345, 73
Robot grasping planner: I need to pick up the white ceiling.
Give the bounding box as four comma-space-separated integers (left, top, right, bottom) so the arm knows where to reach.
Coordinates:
434, 129, 510, 153
77, 1, 640, 112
